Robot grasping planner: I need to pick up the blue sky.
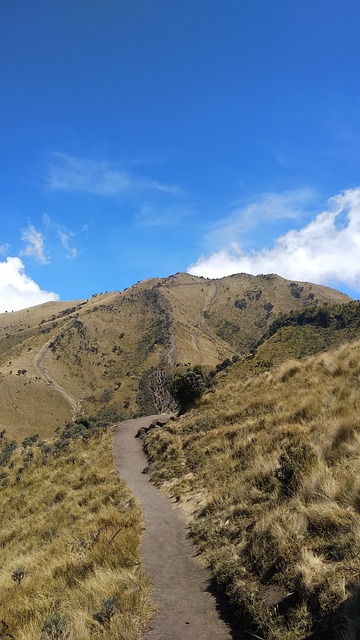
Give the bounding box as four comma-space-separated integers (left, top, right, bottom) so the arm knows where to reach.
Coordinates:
2, 0, 360, 311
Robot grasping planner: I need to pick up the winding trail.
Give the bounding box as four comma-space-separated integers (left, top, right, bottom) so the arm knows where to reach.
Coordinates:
113, 415, 234, 640
203, 280, 219, 315
34, 321, 81, 418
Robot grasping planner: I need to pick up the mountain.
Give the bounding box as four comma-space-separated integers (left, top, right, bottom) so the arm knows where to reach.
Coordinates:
1, 271, 360, 639
0, 272, 350, 439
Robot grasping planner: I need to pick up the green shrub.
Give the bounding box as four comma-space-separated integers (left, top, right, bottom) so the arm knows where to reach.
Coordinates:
168, 365, 211, 411
40, 614, 69, 639
22, 434, 39, 449
276, 440, 316, 496
92, 595, 118, 628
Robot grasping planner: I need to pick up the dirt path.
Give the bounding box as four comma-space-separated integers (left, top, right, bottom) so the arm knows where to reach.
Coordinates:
203, 280, 219, 314
34, 322, 81, 418
113, 415, 234, 640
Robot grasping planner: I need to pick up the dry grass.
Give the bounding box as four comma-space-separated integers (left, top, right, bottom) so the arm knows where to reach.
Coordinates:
0, 422, 153, 639
0, 273, 349, 437
145, 339, 360, 639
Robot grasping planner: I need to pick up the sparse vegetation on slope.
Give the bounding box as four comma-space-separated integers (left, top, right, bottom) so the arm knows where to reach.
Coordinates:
144, 339, 360, 639
0, 418, 153, 639
225, 300, 360, 381
0, 273, 349, 438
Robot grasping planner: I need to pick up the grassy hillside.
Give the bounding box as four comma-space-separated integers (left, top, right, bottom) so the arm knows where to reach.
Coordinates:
0, 273, 349, 440
0, 273, 358, 639
224, 299, 360, 380
0, 417, 153, 639
144, 338, 360, 639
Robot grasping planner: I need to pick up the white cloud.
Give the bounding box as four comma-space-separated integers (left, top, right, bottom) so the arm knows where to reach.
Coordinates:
0, 257, 59, 313
47, 153, 181, 197
188, 187, 360, 293
20, 224, 48, 264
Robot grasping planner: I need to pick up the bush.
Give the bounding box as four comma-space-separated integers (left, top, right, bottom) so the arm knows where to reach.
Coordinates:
40, 614, 69, 639
0, 441, 16, 467
168, 365, 210, 411
276, 440, 316, 496
92, 595, 118, 628
11, 566, 28, 586
22, 434, 39, 448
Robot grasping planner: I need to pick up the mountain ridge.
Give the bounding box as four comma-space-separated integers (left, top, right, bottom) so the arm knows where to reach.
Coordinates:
0, 272, 350, 439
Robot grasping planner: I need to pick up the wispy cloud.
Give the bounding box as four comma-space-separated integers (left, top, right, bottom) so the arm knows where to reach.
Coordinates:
57, 231, 77, 258
46, 153, 182, 197
43, 214, 78, 259
0, 257, 59, 312
20, 224, 48, 264
205, 189, 315, 247
188, 187, 360, 294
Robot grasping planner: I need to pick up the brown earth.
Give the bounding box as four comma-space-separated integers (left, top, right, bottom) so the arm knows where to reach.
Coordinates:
33, 320, 82, 418
113, 415, 234, 640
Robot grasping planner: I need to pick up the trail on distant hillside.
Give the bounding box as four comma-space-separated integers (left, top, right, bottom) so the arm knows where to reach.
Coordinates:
34, 322, 81, 418
203, 280, 219, 314
113, 415, 233, 640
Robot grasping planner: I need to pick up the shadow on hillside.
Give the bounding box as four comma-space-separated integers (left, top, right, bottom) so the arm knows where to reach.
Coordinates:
207, 577, 360, 640
302, 583, 360, 640
206, 577, 254, 639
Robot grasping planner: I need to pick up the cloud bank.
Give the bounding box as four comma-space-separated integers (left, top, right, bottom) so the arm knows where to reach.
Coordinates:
188, 188, 360, 294
0, 257, 59, 313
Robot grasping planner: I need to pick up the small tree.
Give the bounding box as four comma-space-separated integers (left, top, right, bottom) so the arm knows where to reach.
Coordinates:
168, 365, 210, 412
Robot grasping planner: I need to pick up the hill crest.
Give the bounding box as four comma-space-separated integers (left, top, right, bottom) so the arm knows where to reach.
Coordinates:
0, 272, 350, 438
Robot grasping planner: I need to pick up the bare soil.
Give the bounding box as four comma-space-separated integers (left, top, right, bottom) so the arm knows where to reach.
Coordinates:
113, 415, 234, 640
33, 321, 81, 417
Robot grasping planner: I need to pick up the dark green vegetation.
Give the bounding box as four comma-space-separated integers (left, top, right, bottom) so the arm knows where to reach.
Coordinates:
168, 365, 212, 412
228, 300, 360, 380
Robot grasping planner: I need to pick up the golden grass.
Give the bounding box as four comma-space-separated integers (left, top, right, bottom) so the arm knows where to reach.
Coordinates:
0, 273, 349, 438
145, 338, 360, 639
0, 425, 153, 639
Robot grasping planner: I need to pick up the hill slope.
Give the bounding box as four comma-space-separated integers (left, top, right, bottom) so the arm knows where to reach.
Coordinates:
0, 272, 349, 438
144, 338, 360, 640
